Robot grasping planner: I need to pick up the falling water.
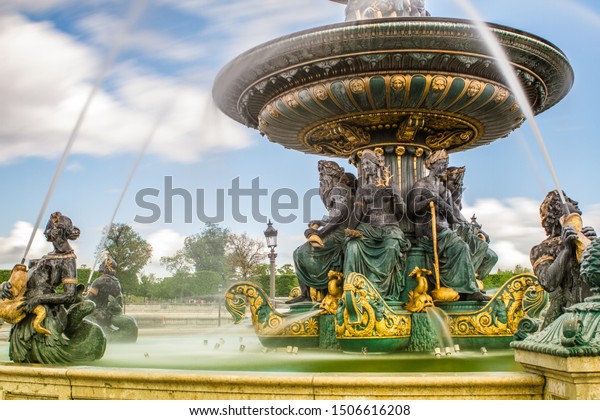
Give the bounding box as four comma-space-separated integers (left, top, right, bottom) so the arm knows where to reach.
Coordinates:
87, 104, 172, 285
265, 309, 323, 335
516, 133, 548, 195
21, 0, 148, 263
453, 0, 569, 210
425, 307, 454, 350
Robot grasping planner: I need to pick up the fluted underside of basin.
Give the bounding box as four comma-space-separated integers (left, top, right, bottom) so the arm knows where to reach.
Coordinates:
213, 18, 573, 157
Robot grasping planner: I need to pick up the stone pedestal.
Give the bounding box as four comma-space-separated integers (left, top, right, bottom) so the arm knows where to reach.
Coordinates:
515, 349, 600, 399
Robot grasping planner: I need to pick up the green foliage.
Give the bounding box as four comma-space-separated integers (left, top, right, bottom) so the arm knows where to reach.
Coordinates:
76, 266, 101, 286
483, 264, 532, 289
183, 223, 230, 273
160, 250, 190, 275
252, 263, 299, 298
97, 223, 152, 294
0, 269, 11, 283
227, 232, 265, 281
147, 271, 223, 302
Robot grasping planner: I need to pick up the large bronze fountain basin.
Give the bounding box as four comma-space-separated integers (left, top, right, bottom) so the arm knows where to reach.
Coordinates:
213, 18, 573, 157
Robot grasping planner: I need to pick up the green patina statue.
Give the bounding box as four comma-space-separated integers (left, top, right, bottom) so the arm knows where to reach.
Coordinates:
512, 236, 600, 356
85, 257, 138, 343
0, 212, 106, 364
407, 150, 490, 301
530, 190, 597, 328
445, 166, 498, 282
344, 149, 410, 300
290, 160, 355, 304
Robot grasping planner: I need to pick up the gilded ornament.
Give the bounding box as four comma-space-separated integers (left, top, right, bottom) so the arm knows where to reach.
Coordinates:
314, 85, 328, 101
225, 282, 320, 337
404, 267, 434, 313
467, 80, 483, 97
395, 146, 406, 156
305, 123, 371, 156
390, 75, 406, 92
447, 274, 545, 338
267, 104, 279, 118
349, 78, 366, 94
338, 272, 411, 339
258, 116, 269, 130
495, 87, 509, 103
415, 147, 424, 157
432, 76, 448, 92
396, 114, 425, 142
426, 129, 474, 150
285, 93, 299, 108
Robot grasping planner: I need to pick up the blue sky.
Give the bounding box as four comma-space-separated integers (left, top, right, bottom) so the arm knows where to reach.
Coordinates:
0, 0, 599, 276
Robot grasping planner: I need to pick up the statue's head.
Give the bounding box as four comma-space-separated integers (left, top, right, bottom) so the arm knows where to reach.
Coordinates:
539, 190, 581, 237
445, 166, 465, 193
318, 160, 344, 179
44, 211, 80, 242
424, 149, 449, 178
360, 149, 384, 166
359, 149, 384, 177
100, 257, 117, 275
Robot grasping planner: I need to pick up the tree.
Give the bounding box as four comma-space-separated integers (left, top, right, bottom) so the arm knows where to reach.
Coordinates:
482, 264, 533, 289
276, 264, 299, 297
97, 223, 152, 294
182, 224, 230, 273
253, 263, 299, 298
160, 249, 191, 275
137, 273, 160, 302
227, 233, 266, 282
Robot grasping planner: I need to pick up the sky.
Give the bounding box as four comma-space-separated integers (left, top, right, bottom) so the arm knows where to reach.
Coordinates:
0, 0, 599, 278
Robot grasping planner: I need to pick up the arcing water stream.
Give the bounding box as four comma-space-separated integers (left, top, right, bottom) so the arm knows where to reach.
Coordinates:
453, 0, 569, 211
21, 0, 148, 263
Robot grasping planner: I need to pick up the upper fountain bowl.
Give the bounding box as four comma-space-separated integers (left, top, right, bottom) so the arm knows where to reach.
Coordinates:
213, 18, 573, 157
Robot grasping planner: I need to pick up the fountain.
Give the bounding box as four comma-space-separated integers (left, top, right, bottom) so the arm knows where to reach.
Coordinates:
0, 0, 596, 401
212, 0, 570, 354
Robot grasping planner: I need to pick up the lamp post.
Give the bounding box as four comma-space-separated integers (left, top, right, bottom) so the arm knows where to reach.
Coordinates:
264, 220, 278, 301
217, 280, 223, 327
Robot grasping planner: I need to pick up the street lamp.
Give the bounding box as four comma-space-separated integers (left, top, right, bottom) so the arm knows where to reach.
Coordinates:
263, 220, 278, 300
217, 280, 223, 327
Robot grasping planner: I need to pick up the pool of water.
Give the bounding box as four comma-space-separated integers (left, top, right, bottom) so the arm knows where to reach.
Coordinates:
0, 325, 523, 373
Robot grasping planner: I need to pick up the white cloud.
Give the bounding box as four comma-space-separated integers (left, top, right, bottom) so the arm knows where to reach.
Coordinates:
76, 12, 208, 63
585, 204, 600, 231
159, 0, 340, 60
144, 228, 186, 277
65, 161, 84, 172
0, 13, 252, 164
462, 197, 544, 271
2, 0, 76, 12
0, 221, 52, 267
463, 197, 600, 272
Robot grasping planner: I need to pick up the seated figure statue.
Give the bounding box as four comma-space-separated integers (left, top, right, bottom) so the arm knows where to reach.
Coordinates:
290, 161, 355, 304
445, 166, 498, 282
344, 150, 410, 300
407, 150, 489, 301
0, 212, 105, 363
86, 257, 138, 342
530, 190, 597, 328
344, 0, 429, 21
